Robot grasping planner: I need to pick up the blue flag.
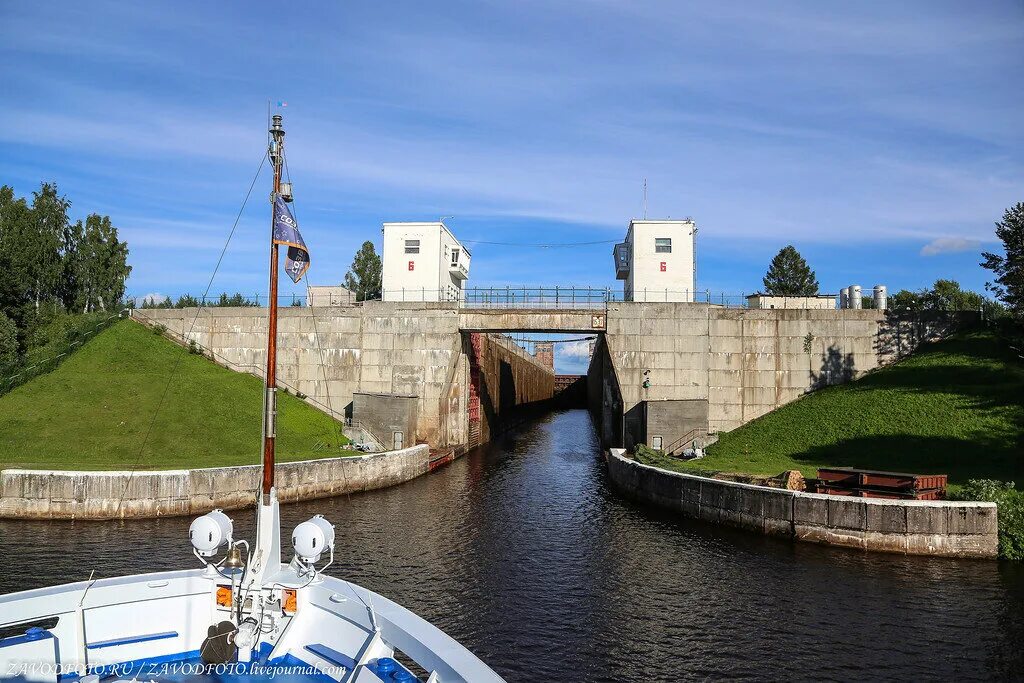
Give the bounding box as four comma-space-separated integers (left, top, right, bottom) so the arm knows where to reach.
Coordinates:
272, 196, 310, 282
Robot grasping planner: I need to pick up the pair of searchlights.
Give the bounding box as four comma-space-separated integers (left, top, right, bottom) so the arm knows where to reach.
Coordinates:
189, 510, 335, 566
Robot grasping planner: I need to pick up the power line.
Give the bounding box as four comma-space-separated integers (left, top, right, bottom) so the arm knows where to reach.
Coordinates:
458, 238, 619, 248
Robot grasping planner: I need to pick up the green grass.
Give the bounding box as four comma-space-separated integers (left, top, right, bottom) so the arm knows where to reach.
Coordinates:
671, 330, 1024, 488
0, 320, 350, 470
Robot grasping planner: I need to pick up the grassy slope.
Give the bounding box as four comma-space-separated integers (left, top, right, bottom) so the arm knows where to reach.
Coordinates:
675, 331, 1024, 487
0, 320, 349, 470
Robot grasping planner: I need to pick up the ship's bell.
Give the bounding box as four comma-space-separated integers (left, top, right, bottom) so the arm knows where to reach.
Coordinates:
224, 545, 246, 570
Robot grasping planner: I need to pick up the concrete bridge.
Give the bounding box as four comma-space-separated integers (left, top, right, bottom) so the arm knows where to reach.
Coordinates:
458, 307, 605, 333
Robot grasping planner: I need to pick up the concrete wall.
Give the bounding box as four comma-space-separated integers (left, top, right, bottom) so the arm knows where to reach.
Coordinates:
592, 304, 974, 449
471, 333, 555, 444
134, 304, 468, 449
605, 449, 998, 558
352, 392, 418, 450
643, 399, 708, 454
0, 445, 429, 520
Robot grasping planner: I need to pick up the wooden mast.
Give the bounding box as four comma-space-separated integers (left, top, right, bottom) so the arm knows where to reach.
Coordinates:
262, 114, 285, 500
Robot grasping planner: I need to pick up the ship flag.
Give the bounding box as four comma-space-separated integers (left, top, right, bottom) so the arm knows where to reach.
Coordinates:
272, 195, 310, 282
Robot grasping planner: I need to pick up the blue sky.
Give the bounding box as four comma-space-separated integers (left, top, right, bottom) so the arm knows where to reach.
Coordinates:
2, 1, 1022, 367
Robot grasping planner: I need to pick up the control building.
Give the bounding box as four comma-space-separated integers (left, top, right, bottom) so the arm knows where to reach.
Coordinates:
613, 219, 697, 302
382, 222, 471, 302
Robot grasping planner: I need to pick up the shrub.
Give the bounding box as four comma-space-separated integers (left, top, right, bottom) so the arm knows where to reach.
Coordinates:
633, 444, 666, 465
952, 479, 1024, 561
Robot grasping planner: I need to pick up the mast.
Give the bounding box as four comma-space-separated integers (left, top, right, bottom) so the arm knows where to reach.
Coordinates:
262, 114, 285, 501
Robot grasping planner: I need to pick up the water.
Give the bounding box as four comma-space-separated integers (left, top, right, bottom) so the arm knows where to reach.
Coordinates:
2, 409, 1022, 681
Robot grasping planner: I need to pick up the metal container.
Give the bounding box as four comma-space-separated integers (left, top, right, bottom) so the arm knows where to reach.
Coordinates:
873, 284, 887, 310
850, 285, 862, 310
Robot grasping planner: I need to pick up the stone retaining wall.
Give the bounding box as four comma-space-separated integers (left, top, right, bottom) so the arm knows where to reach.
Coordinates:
0, 445, 429, 520
606, 449, 998, 559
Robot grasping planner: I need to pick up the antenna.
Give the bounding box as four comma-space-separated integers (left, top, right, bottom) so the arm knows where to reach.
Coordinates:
643, 179, 648, 220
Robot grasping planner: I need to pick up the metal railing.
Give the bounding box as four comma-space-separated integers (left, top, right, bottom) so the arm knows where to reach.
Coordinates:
0, 309, 129, 396
129, 289, 852, 311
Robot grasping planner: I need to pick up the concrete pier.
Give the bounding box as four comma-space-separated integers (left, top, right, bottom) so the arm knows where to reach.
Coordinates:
605, 449, 998, 558
0, 445, 430, 520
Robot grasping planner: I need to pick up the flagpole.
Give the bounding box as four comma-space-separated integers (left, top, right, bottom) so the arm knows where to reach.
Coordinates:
262, 114, 284, 502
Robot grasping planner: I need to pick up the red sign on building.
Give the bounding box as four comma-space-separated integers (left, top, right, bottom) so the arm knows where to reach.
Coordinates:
660, 261, 666, 272
408, 261, 415, 271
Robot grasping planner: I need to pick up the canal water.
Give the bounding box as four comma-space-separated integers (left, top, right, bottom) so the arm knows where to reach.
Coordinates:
1, 409, 1022, 681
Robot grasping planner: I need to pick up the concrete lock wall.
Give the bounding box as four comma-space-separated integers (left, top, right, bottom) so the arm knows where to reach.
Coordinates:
0, 445, 430, 520
605, 449, 998, 558
134, 304, 470, 449
136, 304, 972, 456
591, 304, 974, 450
470, 333, 556, 445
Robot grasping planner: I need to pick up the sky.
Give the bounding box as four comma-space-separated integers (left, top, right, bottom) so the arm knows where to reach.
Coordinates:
2, 1, 1022, 372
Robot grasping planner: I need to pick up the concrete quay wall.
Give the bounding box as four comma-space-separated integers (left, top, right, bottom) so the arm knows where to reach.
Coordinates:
0, 445, 429, 520
605, 449, 998, 559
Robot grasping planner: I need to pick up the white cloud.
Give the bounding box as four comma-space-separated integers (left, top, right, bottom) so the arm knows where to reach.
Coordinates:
920, 237, 981, 257
139, 292, 170, 305
558, 339, 595, 360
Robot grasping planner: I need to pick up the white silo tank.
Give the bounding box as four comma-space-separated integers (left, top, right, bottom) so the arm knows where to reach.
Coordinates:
851, 285, 863, 309
873, 285, 887, 310
839, 288, 849, 309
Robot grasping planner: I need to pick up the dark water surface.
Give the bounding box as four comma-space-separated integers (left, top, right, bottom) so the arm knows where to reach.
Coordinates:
2, 409, 1022, 681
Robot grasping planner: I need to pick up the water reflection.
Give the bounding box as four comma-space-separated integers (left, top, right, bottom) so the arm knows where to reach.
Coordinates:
1, 409, 1021, 681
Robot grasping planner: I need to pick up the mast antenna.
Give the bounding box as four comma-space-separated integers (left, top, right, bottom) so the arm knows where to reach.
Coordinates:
643, 178, 648, 220
262, 113, 286, 503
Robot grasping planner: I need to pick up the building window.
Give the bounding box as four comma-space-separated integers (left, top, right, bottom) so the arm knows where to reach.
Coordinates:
451, 248, 460, 266
655, 238, 672, 253
652, 435, 663, 450
404, 239, 420, 254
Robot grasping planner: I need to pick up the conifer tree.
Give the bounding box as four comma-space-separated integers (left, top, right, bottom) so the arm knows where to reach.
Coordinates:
344, 241, 382, 302
981, 202, 1024, 317
762, 245, 819, 296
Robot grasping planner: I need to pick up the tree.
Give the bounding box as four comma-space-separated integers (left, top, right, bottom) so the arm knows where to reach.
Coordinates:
0, 186, 33, 331
76, 213, 130, 312
762, 245, 819, 296
344, 241, 382, 302
890, 289, 922, 311
26, 183, 68, 313
891, 280, 983, 312
981, 202, 1024, 318
0, 311, 17, 376
923, 279, 983, 311
175, 294, 200, 308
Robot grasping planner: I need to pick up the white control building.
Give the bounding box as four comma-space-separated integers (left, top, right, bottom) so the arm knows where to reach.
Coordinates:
613, 219, 697, 302
382, 222, 471, 302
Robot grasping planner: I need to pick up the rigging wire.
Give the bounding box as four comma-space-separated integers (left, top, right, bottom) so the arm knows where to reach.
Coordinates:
114, 151, 269, 517
458, 238, 618, 248
283, 155, 353, 490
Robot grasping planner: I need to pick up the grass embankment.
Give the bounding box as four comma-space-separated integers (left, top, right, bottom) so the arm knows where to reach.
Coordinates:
0, 320, 349, 470
671, 331, 1023, 488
